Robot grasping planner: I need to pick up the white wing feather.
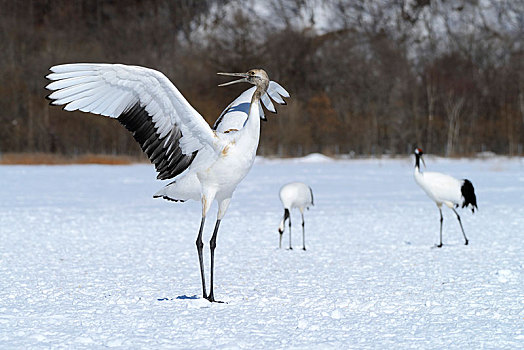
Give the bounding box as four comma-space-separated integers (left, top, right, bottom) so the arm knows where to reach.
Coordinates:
213, 82, 289, 133
46, 63, 219, 156
268, 81, 290, 99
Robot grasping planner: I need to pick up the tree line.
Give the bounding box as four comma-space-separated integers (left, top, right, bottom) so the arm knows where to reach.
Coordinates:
0, 0, 522, 158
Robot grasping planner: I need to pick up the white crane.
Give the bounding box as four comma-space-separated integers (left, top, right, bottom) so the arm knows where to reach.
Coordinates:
413, 148, 477, 247
46, 63, 289, 302
278, 182, 314, 250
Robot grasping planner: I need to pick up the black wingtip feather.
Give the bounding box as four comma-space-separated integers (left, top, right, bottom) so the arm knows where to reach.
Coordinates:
461, 179, 478, 213
118, 102, 196, 180
153, 194, 185, 202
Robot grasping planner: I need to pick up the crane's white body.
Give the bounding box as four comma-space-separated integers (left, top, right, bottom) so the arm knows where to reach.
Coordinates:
279, 182, 314, 217
414, 170, 463, 209
156, 100, 262, 216
46, 63, 289, 301
155, 82, 288, 214
278, 182, 314, 250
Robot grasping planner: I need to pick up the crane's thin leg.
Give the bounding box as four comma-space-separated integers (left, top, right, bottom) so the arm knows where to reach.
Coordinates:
207, 219, 221, 303
206, 198, 230, 303
278, 209, 288, 249
196, 216, 207, 299
300, 212, 306, 250
196, 192, 215, 300
438, 208, 443, 248
288, 215, 293, 250
452, 208, 469, 245
301, 212, 306, 251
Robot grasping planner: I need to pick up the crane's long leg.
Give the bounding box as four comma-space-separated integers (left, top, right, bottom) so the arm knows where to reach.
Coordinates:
301, 212, 306, 251
196, 217, 207, 299
438, 208, 443, 248
207, 219, 221, 302
196, 192, 215, 300
452, 208, 469, 245
288, 214, 293, 250
278, 209, 288, 249
207, 198, 230, 303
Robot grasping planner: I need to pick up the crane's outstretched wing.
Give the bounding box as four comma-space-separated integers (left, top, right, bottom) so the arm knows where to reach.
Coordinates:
46, 63, 219, 180
213, 81, 290, 133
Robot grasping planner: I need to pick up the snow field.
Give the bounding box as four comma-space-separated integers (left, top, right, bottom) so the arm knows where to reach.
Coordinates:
0, 156, 522, 348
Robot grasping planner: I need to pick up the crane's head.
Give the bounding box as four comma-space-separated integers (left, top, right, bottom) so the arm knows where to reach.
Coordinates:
414, 148, 426, 168
217, 69, 269, 91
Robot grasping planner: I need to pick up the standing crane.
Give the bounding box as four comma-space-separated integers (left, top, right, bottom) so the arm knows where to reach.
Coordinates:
413, 148, 477, 247
278, 182, 314, 250
46, 64, 289, 302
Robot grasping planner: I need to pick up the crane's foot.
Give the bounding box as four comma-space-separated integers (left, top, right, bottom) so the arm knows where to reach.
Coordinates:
464, 240, 469, 245
436, 243, 443, 248
287, 247, 293, 250
302, 247, 306, 251
206, 295, 224, 303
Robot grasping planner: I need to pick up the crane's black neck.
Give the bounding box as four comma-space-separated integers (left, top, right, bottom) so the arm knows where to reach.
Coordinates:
414, 153, 421, 169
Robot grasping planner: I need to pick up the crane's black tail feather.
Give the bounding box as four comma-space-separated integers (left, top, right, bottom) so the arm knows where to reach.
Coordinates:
461, 179, 478, 213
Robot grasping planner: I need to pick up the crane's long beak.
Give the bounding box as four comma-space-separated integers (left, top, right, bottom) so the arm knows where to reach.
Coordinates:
217, 72, 249, 86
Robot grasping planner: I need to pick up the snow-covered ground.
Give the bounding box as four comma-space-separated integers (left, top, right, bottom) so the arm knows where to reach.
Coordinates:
0, 156, 522, 348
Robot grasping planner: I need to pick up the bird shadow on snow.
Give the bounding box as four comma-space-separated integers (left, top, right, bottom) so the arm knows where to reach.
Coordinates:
176, 294, 199, 300
157, 295, 228, 307
157, 295, 198, 301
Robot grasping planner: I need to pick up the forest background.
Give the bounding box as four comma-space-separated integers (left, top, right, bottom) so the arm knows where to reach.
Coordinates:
1, 0, 522, 160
